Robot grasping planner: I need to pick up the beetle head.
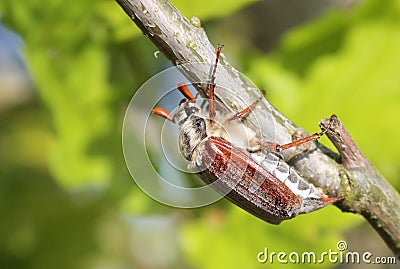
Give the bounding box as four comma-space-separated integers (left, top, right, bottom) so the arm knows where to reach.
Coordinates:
173, 99, 201, 125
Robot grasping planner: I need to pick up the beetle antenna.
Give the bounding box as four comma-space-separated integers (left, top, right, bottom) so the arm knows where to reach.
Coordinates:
152, 107, 175, 122
177, 82, 196, 101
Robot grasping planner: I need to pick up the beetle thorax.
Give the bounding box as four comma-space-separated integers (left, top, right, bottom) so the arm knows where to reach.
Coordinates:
174, 99, 261, 161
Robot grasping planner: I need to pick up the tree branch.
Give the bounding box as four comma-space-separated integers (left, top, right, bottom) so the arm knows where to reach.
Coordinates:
115, 0, 400, 257
320, 117, 400, 258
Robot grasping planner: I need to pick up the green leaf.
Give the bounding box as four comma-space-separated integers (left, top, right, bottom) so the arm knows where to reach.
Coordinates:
27, 46, 113, 188
276, 10, 350, 76
182, 204, 361, 269
298, 21, 400, 186
95, 0, 142, 42
247, 0, 400, 188
1, 0, 114, 189
173, 0, 258, 20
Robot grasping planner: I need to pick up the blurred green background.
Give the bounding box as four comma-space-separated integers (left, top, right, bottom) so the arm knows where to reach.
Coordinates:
0, 0, 399, 268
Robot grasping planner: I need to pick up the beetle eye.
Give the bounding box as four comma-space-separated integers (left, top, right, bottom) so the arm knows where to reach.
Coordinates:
179, 98, 187, 105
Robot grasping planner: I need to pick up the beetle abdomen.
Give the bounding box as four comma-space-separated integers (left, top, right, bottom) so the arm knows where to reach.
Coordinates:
251, 151, 323, 198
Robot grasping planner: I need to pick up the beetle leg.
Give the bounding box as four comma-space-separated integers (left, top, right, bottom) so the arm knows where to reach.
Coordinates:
226, 90, 266, 122
209, 45, 223, 121
275, 115, 337, 152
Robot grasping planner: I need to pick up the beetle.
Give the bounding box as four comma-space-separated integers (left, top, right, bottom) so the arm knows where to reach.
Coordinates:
152, 46, 340, 224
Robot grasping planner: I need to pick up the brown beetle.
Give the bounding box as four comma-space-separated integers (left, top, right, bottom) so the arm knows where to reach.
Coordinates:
153, 46, 340, 224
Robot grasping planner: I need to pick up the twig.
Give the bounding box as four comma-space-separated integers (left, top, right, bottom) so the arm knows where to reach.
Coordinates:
115, 0, 400, 257
320, 117, 400, 258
